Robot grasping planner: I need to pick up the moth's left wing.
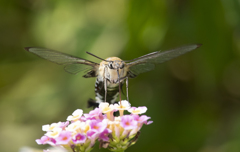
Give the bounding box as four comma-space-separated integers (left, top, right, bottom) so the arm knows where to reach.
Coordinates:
25, 47, 99, 77
126, 44, 201, 77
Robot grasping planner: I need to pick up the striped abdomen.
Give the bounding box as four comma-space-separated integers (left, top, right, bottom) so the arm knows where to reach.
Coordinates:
94, 78, 122, 104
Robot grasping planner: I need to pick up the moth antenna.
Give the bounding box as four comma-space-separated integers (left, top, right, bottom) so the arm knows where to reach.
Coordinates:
86, 52, 109, 62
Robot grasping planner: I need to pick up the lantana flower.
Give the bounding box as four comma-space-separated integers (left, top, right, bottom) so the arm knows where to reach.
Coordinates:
67, 109, 83, 121
114, 100, 131, 116
36, 101, 152, 152
128, 106, 147, 114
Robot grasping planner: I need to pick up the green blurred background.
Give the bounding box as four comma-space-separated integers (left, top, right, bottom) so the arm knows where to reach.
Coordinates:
1, 0, 240, 152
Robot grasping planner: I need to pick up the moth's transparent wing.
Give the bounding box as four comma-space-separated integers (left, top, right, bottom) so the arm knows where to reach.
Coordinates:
25, 47, 97, 65
25, 47, 99, 76
64, 64, 93, 75
128, 63, 155, 77
127, 44, 201, 75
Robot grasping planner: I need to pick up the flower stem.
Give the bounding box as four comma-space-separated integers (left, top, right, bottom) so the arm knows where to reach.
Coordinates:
71, 146, 76, 152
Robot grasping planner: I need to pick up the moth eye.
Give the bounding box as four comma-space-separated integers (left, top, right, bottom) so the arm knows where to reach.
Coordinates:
109, 62, 114, 69
120, 64, 124, 69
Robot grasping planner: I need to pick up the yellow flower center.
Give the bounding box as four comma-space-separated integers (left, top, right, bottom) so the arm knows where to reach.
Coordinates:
49, 126, 55, 130
103, 107, 111, 113
51, 131, 59, 136
73, 115, 80, 119
133, 109, 141, 114
84, 125, 90, 133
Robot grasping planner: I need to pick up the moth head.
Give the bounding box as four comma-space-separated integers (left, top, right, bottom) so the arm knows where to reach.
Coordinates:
108, 60, 125, 70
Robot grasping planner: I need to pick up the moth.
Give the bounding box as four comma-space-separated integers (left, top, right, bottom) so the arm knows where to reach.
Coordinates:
25, 44, 201, 107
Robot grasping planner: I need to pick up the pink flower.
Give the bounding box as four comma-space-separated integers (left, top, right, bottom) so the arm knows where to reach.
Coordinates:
133, 115, 151, 123
84, 108, 103, 120
120, 115, 138, 130
89, 120, 107, 133
73, 133, 86, 144
132, 114, 152, 128
138, 115, 152, 124
55, 131, 72, 145
86, 130, 99, 147
87, 130, 98, 139
36, 136, 49, 145
36, 136, 56, 145
57, 121, 69, 129
48, 138, 57, 146
99, 129, 112, 141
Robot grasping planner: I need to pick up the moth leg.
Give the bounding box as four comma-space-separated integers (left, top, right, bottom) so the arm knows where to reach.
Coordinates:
126, 77, 129, 102
118, 76, 129, 102
117, 68, 122, 103
104, 78, 107, 103
104, 66, 108, 103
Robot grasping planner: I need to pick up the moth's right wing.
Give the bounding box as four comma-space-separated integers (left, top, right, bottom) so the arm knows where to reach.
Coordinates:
25, 47, 99, 77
